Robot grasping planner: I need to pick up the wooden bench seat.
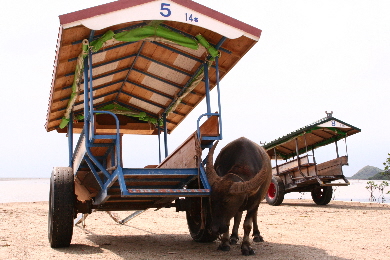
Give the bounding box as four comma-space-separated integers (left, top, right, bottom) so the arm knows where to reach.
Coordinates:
272, 155, 315, 175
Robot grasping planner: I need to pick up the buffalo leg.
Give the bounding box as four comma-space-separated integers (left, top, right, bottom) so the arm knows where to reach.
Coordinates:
230, 211, 243, 245
241, 210, 256, 255
218, 231, 231, 251
252, 211, 264, 242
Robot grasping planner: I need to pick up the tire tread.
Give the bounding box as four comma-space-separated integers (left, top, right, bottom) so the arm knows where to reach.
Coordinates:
48, 167, 75, 248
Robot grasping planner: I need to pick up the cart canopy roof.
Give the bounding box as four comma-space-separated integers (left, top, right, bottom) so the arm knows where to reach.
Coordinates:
45, 0, 261, 134
263, 115, 361, 160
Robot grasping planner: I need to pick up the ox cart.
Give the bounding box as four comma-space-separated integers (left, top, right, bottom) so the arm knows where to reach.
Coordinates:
45, 0, 261, 248
264, 113, 361, 206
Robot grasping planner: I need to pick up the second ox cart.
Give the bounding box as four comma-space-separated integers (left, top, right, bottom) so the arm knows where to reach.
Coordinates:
264, 113, 361, 206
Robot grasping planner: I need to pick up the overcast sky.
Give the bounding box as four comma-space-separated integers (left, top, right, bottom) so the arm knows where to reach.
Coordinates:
0, 0, 389, 178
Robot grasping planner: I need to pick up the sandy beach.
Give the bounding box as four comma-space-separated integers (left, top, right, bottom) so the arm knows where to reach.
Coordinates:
0, 199, 389, 260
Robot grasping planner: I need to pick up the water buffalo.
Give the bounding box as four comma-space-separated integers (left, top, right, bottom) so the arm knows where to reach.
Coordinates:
206, 137, 272, 255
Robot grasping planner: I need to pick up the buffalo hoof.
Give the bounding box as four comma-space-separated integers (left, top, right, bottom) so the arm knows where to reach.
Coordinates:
229, 236, 239, 245
253, 235, 264, 243
218, 244, 231, 251
241, 247, 255, 256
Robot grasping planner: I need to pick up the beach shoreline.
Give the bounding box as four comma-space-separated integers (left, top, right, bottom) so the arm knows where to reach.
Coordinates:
0, 199, 389, 259
2, 178, 389, 204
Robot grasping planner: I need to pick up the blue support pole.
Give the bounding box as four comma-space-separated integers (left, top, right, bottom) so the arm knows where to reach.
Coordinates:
203, 62, 211, 116
158, 121, 162, 164
83, 56, 90, 135
89, 31, 95, 113
163, 113, 168, 158
215, 56, 223, 139
83, 30, 94, 137
88, 49, 94, 137
215, 36, 227, 51
68, 112, 73, 168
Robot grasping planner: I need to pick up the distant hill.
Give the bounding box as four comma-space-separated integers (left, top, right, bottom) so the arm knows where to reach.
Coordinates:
369, 170, 390, 180
349, 166, 383, 179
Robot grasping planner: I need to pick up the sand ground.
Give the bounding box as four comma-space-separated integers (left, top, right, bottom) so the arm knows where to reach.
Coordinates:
0, 200, 389, 260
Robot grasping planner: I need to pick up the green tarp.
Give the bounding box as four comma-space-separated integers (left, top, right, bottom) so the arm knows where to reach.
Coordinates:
99, 104, 160, 125
59, 40, 89, 129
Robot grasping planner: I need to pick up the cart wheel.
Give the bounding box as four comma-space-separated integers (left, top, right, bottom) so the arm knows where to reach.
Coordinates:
265, 176, 285, 206
311, 186, 333, 205
186, 196, 217, 242
185, 180, 217, 242
48, 167, 75, 248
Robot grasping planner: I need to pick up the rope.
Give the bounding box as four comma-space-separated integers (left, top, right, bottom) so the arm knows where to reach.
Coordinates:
62, 39, 89, 126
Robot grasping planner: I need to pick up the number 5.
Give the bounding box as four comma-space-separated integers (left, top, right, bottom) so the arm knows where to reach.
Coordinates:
160, 3, 171, 17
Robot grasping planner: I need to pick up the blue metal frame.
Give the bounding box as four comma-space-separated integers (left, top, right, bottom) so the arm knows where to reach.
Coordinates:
158, 123, 162, 164
68, 113, 73, 167
163, 113, 168, 158
215, 55, 223, 136
203, 62, 211, 116
68, 29, 225, 208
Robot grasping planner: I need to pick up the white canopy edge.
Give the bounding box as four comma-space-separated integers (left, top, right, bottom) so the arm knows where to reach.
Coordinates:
62, 0, 260, 41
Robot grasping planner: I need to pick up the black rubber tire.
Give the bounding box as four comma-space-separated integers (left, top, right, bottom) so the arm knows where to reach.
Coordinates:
186, 196, 217, 242
48, 167, 75, 248
311, 186, 333, 205
265, 176, 285, 206
185, 180, 217, 243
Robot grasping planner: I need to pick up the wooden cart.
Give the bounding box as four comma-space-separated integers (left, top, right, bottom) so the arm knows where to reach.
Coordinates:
45, 0, 261, 248
263, 113, 361, 206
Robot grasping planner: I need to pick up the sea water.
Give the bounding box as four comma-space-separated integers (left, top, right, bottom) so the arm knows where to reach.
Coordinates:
0, 178, 50, 203
285, 179, 390, 203
0, 179, 389, 204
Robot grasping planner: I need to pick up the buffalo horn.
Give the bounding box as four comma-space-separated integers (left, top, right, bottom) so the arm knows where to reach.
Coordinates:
206, 141, 221, 185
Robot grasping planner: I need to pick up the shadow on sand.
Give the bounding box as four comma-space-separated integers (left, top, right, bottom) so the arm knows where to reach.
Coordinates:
68, 232, 352, 260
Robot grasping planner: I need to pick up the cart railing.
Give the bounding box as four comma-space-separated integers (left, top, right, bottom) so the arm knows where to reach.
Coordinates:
197, 112, 222, 148
90, 111, 121, 167
271, 155, 350, 187
72, 108, 220, 207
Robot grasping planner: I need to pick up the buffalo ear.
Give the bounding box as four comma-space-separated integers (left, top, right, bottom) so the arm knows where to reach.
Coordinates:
206, 141, 221, 185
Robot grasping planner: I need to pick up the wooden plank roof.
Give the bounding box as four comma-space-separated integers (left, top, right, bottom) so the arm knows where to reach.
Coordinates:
264, 116, 361, 160
45, 0, 261, 134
